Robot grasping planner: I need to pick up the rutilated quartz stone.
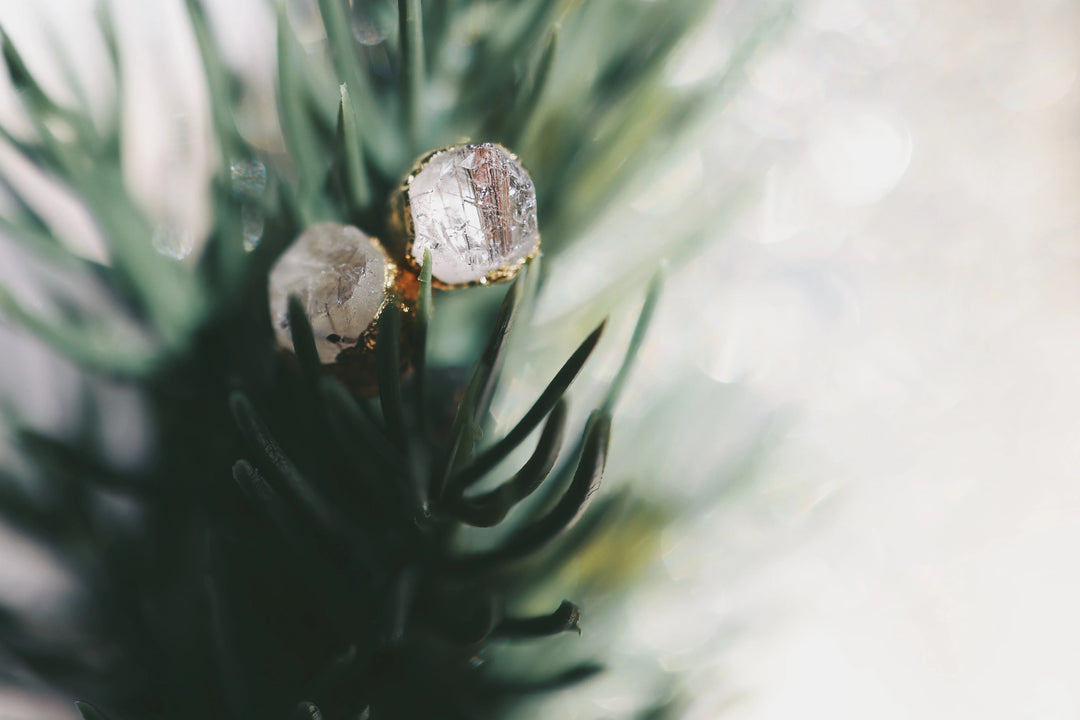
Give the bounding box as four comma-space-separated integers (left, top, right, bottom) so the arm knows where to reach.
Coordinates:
399, 143, 540, 287
268, 222, 395, 364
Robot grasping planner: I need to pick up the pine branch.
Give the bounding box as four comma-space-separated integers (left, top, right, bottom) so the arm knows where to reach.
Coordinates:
0, 0, 790, 718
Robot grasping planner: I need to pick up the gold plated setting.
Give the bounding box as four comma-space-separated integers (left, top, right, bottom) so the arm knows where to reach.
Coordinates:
268, 222, 416, 395
389, 143, 542, 289
268, 142, 541, 396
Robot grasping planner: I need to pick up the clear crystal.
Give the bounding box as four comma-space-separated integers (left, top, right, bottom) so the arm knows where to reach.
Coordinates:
268, 223, 389, 364
407, 143, 539, 285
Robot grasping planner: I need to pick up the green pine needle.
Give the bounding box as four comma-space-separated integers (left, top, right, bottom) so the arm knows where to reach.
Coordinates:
0, 0, 791, 717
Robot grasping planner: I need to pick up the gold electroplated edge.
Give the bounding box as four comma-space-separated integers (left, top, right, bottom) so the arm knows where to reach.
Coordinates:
386, 142, 542, 290
326, 232, 416, 363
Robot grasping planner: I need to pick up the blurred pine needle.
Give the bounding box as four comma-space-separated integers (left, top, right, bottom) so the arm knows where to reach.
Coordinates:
0, 1, 791, 718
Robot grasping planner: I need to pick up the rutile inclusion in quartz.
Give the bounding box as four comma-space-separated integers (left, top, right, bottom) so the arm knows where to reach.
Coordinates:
405, 143, 539, 286
268, 222, 392, 364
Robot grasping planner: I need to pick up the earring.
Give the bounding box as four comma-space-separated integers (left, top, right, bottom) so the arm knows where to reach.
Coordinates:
389, 143, 541, 288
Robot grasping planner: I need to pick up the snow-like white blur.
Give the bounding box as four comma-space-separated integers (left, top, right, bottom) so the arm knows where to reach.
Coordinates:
593, 0, 1080, 718
0, 0, 1078, 718
532, 0, 1080, 717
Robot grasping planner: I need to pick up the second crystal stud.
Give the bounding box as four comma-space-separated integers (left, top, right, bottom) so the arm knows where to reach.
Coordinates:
389, 142, 541, 288
268, 222, 414, 396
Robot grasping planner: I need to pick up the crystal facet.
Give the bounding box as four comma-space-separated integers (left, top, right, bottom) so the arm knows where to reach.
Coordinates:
406, 143, 539, 286
268, 223, 391, 364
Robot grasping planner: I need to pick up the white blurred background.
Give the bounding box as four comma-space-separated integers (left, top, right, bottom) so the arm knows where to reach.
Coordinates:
532, 0, 1080, 716
672, 0, 1080, 717
1, 0, 1079, 718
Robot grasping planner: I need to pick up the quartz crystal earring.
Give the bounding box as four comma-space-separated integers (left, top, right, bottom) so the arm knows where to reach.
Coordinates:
268, 222, 413, 394
389, 143, 541, 288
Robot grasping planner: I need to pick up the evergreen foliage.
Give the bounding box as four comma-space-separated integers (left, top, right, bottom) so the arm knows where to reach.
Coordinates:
0, 0, 789, 718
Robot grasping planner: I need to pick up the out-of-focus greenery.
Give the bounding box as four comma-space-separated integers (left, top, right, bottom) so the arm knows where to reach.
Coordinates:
0, 1, 790, 718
